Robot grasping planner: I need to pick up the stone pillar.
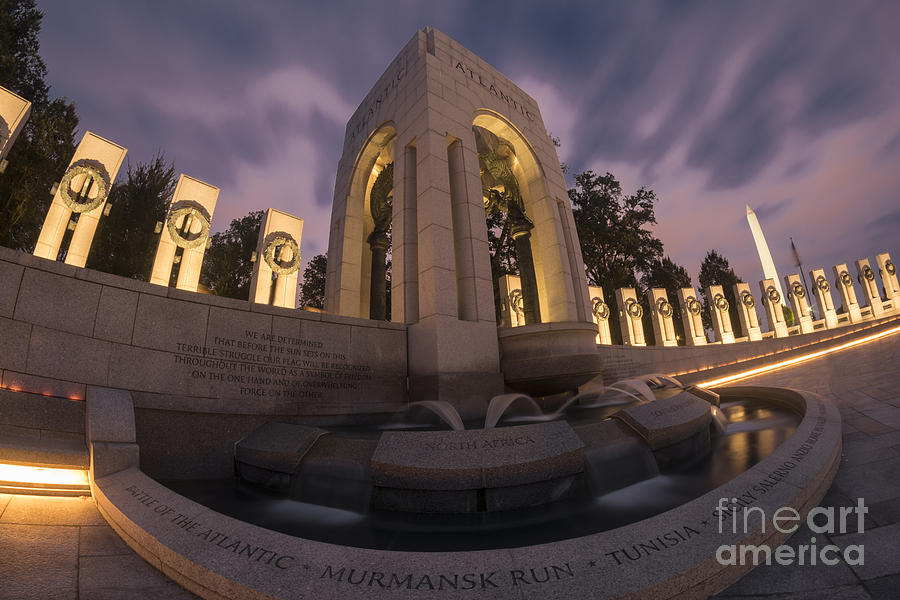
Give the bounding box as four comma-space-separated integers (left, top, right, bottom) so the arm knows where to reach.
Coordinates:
447, 140, 478, 321
678, 288, 707, 346
391, 143, 419, 323
855, 258, 884, 319
875, 252, 900, 311
407, 128, 503, 417
784, 274, 814, 333
833, 263, 862, 323
615, 287, 645, 346
760, 278, 789, 337
648, 288, 677, 346
809, 268, 838, 329
250, 208, 304, 308
0, 85, 31, 167
149, 175, 218, 292
510, 219, 540, 324
498, 274, 525, 327
33, 132, 126, 267
588, 285, 612, 345
733, 283, 762, 341
707, 284, 735, 344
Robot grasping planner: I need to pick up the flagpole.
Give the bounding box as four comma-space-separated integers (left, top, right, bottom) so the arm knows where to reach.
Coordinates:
791, 237, 812, 310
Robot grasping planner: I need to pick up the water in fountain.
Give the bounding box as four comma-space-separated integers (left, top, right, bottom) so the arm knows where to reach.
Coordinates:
166, 395, 790, 552
483, 393, 543, 428
383, 400, 466, 431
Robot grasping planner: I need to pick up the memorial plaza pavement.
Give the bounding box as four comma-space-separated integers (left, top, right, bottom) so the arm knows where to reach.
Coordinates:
0, 331, 898, 600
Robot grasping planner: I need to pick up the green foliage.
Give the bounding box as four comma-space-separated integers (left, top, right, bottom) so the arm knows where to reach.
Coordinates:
300, 253, 327, 309
698, 249, 744, 335
0, 0, 79, 251
570, 171, 664, 290
486, 201, 518, 322
782, 304, 795, 327
86, 154, 175, 279
200, 210, 264, 300
569, 170, 665, 340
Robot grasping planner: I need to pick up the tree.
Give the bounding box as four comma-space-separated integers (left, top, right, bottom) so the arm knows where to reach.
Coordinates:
86, 153, 176, 279
642, 256, 693, 345
569, 170, 664, 334
200, 210, 263, 300
698, 249, 744, 336
486, 201, 518, 322
0, 0, 79, 251
299, 253, 326, 309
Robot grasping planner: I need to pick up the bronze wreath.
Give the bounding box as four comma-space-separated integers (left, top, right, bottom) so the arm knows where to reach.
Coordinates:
886, 260, 897, 277
766, 286, 781, 304
625, 297, 643, 319
656, 297, 673, 318
59, 165, 109, 213
166, 201, 212, 249
509, 289, 525, 315
861, 265, 875, 282
714, 293, 729, 312
263, 231, 302, 275
685, 295, 702, 315
591, 297, 609, 321
791, 281, 806, 299
816, 275, 830, 293
740, 290, 755, 309
840, 271, 852, 287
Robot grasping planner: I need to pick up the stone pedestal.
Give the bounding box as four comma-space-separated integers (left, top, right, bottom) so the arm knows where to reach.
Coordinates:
498, 274, 525, 327
250, 208, 304, 308
784, 274, 814, 333
588, 285, 611, 344
834, 263, 862, 323
760, 278, 789, 337
677, 287, 706, 346
855, 258, 885, 318
706, 284, 734, 343
615, 287, 645, 346
0, 85, 31, 165
149, 175, 218, 292
647, 288, 677, 346
809, 268, 838, 328
733, 282, 762, 341
876, 252, 900, 311
33, 132, 127, 267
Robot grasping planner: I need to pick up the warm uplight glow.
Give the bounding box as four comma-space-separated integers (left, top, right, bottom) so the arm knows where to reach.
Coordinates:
0, 463, 89, 486
697, 325, 900, 387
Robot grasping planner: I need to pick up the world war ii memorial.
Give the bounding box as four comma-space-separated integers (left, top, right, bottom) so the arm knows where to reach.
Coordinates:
1, 22, 899, 600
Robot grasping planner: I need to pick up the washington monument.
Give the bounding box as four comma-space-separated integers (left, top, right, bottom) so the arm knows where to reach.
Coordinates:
746, 204, 785, 301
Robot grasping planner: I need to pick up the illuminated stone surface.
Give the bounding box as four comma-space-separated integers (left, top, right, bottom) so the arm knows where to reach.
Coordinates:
250, 208, 304, 309
149, 174, 219, 293
0, 85, 30, 164
33, 132, 127, 268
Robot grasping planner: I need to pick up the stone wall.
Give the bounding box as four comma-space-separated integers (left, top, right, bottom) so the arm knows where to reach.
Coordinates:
0, 246, 407, 477
597, 314, 900, 385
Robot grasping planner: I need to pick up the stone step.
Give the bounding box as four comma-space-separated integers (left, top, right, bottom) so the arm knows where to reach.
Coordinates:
0, 433, 90, 496
0, 432, 89, 469
0, 387, 85, 440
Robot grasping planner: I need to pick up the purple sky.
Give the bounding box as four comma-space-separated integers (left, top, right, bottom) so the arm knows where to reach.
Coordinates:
36, 1, 900, 289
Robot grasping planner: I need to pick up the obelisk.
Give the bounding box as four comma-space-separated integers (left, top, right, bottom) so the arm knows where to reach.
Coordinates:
746, 204, 785, 302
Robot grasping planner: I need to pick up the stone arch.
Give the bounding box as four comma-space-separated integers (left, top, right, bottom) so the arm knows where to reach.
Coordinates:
328, 121, 396, 319
472, 110, 574, 323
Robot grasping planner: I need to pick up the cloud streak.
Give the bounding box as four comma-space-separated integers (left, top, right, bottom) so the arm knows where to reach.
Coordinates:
34, 0, 900, 293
